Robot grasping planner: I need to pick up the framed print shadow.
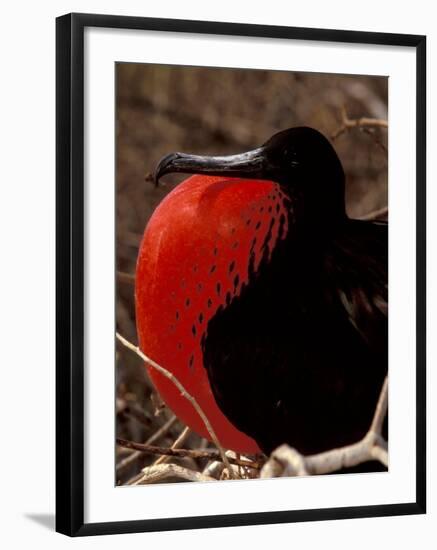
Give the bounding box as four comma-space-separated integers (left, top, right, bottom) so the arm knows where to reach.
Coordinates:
56, 12, 426, 537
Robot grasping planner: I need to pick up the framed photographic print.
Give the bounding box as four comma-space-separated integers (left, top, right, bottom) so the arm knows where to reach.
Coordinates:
56, 12, 426, 536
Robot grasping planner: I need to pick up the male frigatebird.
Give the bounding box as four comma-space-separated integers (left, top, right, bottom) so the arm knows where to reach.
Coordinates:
135, 127, 388, 456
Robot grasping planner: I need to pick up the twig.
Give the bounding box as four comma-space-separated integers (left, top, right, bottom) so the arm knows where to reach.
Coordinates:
115, 332, 235, 479
369, 375, 389, 435
331, 106, 388, 140
133, 463, 217, 485
125, 471, 145, 486
117, 271, 135, 285
116, 438, 262, 470
306, 376, 388, 473
154, 426, 191, 466
358, 206, 388, 221
261, 375, 388, 478
223, 450, 261, 480
203, 459, 226, 479
116, 447, 134, 459
116, 414, 177, 474
261, 446, 309, 478
144, 415, 177, 446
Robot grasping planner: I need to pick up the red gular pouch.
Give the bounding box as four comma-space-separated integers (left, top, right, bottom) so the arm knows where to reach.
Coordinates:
135, 175, 290, 454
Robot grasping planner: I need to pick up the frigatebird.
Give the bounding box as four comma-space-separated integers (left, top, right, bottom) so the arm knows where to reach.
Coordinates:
135, 127, 388, 456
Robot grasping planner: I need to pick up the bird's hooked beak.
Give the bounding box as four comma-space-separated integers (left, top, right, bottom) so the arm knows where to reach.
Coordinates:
153, 147, 268, 187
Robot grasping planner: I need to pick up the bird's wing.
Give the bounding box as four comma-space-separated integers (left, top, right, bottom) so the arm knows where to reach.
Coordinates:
323, 219, 388, 353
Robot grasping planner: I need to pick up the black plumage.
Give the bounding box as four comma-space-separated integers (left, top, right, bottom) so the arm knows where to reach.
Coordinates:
155, 127, 388, 456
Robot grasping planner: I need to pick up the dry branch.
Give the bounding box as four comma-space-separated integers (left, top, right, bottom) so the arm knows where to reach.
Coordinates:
116, 414, 177, 474
358, 206, 388, 221
117, 271, 135, 285
369, 375, 389, 435
115, 332, 235, 478
117, 343, 388, 482
133, 463, 217, 485
331, 107, 388, 140
205, 450, 261, 480
154, 426, 192, 466
116, 438, 262, 470
117, 330, 388, 481
203, 459, 226, 479
125, 472, 147, 486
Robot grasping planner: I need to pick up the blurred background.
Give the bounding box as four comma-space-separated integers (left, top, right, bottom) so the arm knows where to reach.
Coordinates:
115, 63, 388, 485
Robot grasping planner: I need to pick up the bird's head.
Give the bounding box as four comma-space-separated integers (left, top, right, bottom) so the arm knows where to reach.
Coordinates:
154, 127, 346, 223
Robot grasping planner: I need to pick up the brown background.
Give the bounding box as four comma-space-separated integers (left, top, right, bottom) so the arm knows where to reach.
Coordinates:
115, 63, 388, 485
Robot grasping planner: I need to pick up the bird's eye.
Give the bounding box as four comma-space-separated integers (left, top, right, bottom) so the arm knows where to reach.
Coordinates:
283, 148, 299, 167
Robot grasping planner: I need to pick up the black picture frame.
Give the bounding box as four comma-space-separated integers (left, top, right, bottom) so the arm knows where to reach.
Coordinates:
56, 12, 426, 537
